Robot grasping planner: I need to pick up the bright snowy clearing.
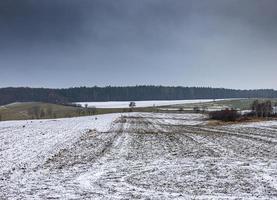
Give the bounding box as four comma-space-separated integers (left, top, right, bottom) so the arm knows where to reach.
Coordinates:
75, 99, 221, 108
1, 113, 277, 199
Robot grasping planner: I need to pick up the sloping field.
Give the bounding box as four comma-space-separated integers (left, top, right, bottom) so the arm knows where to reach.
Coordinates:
1, 113, 277, 199
0, 102, 89, 121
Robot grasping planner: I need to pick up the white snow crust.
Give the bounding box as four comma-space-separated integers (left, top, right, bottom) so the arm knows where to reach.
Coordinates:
75, 99, 220, 108
1, 113, 277, 199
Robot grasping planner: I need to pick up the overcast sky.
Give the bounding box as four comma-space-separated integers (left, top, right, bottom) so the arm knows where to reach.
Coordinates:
0, 0, 276, 89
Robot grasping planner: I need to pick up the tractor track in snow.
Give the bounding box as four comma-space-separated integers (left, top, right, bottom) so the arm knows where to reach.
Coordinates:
1, 112, 277, 199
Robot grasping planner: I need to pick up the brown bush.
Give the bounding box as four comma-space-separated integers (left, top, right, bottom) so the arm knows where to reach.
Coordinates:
209, 109, 240, 122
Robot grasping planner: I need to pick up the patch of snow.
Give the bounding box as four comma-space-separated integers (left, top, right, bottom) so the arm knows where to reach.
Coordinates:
75, 99, 223, 108
230, 120, 277, 128
1, 112, 276, 199
0, 113, 120, 173
273, 106, 277, 114
239, 110, 253, 115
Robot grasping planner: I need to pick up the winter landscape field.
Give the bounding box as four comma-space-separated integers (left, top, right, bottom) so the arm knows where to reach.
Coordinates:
2, 0, 277, 199
1, 112, 277, 199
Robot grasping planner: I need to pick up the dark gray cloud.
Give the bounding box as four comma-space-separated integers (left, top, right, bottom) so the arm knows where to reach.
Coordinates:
0, 1, 80, 46
0, 0, 277, 88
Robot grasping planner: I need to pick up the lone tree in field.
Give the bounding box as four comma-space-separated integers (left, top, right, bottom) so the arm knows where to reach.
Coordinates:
129, 102, 136, 111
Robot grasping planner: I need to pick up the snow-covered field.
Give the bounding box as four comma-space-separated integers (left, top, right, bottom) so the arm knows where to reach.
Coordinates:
1, 113, 277, 199
75, 99, 220, 108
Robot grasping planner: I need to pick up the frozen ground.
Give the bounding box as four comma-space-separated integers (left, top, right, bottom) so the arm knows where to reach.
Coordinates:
75, 99, 222, 108
1, 113, 277, 199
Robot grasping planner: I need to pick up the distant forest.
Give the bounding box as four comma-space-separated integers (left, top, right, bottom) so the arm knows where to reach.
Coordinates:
0, 86, 277, 106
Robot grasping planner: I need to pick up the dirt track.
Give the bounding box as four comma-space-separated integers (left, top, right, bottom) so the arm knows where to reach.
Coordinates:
1, 113, 277, 199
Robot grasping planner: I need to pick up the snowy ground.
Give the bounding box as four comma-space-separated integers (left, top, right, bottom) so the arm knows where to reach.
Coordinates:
75, 99, 221, 108
1, 113, 277, 199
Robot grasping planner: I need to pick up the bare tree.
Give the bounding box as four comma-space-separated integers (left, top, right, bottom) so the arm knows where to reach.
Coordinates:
193, 106, 200, 113
46, 106, 53, 117
265, 100, 273, 118
40, 109, 45, 118
84, 104, 88, 114
251, 100, 259, 117
28, 106, 40, 119
27, 107, 34, 119
90, 106, 97, 115
129, 102, 136, 112
201, 105, 207, 113
77, 108, 82, 116
251, 100, 273, 118
152, 104, 157, 112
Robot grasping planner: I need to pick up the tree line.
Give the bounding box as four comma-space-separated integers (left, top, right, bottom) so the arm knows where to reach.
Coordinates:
209, 100, 277, 122
25, 105, 97, 120
251, 100, 276, 118
1, 86, 277, 105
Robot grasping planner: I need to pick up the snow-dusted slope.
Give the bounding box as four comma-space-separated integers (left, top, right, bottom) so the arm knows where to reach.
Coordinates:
0, 114, 120, 174
1, 113, 277, 199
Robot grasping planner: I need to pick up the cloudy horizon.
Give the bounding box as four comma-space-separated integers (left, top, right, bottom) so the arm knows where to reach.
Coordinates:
1, 0, 277, 89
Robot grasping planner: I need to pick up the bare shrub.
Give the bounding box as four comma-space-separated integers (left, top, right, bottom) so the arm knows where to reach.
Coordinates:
209, 109, 240, 122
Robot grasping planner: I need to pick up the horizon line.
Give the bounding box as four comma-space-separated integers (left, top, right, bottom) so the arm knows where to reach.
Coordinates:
0, 85, 276, 91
